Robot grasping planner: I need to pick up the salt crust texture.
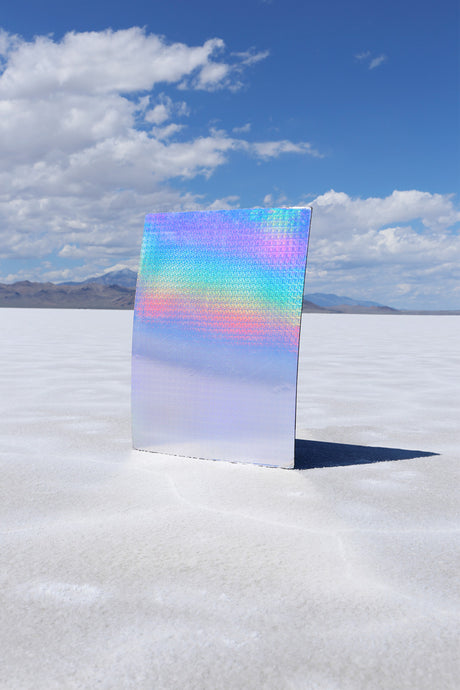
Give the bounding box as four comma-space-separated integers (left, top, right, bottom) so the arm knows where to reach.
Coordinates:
0, 309, 459, 690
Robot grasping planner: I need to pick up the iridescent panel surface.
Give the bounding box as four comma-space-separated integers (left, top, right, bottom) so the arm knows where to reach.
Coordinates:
132, 208, 311, 467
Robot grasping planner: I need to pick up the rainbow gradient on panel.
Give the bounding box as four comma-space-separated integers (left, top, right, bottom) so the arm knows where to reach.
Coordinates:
132, 207, 311, 467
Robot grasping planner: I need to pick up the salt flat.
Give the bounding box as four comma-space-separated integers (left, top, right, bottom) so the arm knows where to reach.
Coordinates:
0, 309, 459, 690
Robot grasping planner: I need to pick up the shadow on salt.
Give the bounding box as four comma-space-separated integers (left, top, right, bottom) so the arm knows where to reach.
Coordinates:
294, 439, 439, 471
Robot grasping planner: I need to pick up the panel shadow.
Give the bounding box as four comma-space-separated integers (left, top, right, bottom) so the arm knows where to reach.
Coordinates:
295, 439, 439, 471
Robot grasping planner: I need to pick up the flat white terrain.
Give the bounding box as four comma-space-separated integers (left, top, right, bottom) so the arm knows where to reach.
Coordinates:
0, 310, 459, 689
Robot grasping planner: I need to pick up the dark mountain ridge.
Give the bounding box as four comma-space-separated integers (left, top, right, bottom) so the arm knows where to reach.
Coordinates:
1, 272, 457, 313
0, 280, 134, 309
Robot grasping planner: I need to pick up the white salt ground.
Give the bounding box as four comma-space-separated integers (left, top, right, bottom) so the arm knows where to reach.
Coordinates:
0, 309, 459, 690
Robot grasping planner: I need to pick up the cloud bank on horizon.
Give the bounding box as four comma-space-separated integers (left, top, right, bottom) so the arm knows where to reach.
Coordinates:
0, 26, 458, 309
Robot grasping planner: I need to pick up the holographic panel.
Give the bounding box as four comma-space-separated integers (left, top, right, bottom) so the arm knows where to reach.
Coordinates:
131, 208, 311, 468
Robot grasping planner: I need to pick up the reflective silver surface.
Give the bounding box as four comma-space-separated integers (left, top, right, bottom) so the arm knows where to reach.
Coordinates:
132, 208, 311, 467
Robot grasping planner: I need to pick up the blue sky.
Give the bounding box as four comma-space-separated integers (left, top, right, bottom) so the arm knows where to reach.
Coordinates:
0, 0, 458, 308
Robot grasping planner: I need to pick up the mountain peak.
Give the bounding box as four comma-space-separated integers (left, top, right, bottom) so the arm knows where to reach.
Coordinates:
60, 269, 138, 289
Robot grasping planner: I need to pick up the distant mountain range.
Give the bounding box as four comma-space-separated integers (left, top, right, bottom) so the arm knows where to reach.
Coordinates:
60, 268, 138, 289
0, 276, 135, 310
57, 269, 396, 311
0, 269, 138, 310
1, 269, 458, 313
304, 293, 383, 308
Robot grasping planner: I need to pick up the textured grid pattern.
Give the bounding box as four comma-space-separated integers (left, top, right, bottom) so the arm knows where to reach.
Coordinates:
132, 207, 311, 467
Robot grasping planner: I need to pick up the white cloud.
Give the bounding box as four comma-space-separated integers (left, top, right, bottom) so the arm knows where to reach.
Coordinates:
305, 190, 460, 308
207, 195, 240, 210
263, 194, 273, 206
194, 61, 231, 89
262, 191, 288, 207
312, 189, 459, 232
0, 29, 229, 98
251, 140, 323, 159
355, 51, 387, 70
369, 54, 387, 70
0, 28, 20, 58
232, 123, 251, 134
145, 103, 170, 125
0, 27, 317, 284
58, 244, 87, 259
150, 123, 185, 140
232, 49, 270, 67
144, 94, 189, 125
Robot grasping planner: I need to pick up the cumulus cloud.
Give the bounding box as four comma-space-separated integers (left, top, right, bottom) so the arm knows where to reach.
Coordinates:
4, 27, 454, 309
0, 27, 318, 284
194, 61, 231, 89
144, 94, 189, 125
150, 123, 185, 140
305, 190, 460, 308
312, 189, 459, 233
145, 103, 170, 125
0, 28, 228, 98
0, 28, 19, 58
